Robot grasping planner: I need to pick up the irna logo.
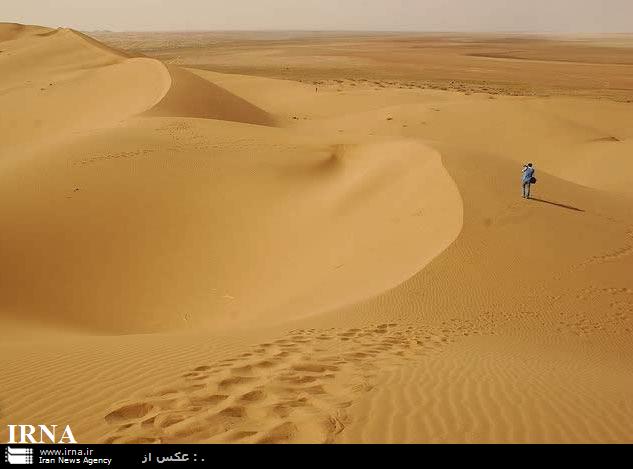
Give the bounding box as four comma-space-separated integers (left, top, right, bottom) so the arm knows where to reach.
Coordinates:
7, 425, 77, 444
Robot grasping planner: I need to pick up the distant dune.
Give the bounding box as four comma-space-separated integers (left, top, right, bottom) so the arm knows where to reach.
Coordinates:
1, 23, 632, 444
0, 22, 52, 41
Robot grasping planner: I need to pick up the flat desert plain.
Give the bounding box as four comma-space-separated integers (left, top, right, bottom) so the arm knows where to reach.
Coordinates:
1, 24, 633, 443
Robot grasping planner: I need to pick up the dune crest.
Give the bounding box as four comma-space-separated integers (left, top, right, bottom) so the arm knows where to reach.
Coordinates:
0, 22, 53, 42
44, 27, 134, 59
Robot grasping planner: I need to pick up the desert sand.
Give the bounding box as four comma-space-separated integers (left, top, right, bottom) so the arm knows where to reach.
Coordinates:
1, 23, 632, 443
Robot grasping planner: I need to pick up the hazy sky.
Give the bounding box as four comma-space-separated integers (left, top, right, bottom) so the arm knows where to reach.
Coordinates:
3, 0, 632, 33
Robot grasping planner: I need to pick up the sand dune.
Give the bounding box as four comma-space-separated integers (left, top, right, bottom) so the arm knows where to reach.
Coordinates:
0, 22, 52, 42
1, 24, 632, 444
145, 66, 275, 126
0, 25, 169, 154
0, 24, 461, 334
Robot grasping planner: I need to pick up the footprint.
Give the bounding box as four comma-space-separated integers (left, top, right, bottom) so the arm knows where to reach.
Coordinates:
258, 422, 297, 444
155, 413, 189, 429
292, 363, 338, 373
226, 430, 258, 442
193, 366, 212, 372
190, 394, 228, 406
103, 321, 466, 444
280, 375, 318, 385
105, 403, 154, 423
253, 360, 276, 369
219, 406, 246, 418
301, 385, 327, 395
239, 390, 266, 403
218, 376, 254, 390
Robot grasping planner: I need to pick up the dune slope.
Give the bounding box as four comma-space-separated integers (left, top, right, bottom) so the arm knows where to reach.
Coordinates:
145, 66, 275, 126
0, 26, 461, 334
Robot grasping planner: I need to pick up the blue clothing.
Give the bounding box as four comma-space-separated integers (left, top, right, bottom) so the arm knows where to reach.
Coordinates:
522, 165, 534, 198
522, 166, 534, 183
523, 180, 531, 198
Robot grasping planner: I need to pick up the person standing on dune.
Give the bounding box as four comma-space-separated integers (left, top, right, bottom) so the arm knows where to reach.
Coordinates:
522, 163, 535, 199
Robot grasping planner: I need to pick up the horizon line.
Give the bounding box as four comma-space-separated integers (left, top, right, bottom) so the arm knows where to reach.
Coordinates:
84, 28, 633, 35
3, 22, 632, 36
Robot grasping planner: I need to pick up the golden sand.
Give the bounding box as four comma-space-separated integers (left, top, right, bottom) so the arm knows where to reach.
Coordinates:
1, 24, 632, 443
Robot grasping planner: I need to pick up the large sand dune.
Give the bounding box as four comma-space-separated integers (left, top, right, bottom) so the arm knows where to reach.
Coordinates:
1, 24, 632, 443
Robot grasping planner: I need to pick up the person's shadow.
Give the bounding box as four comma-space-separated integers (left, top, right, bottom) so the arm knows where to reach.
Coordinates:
529, 197, 584, 212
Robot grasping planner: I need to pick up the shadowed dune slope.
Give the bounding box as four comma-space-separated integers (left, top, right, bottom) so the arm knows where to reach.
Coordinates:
144, 66, 276, 126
